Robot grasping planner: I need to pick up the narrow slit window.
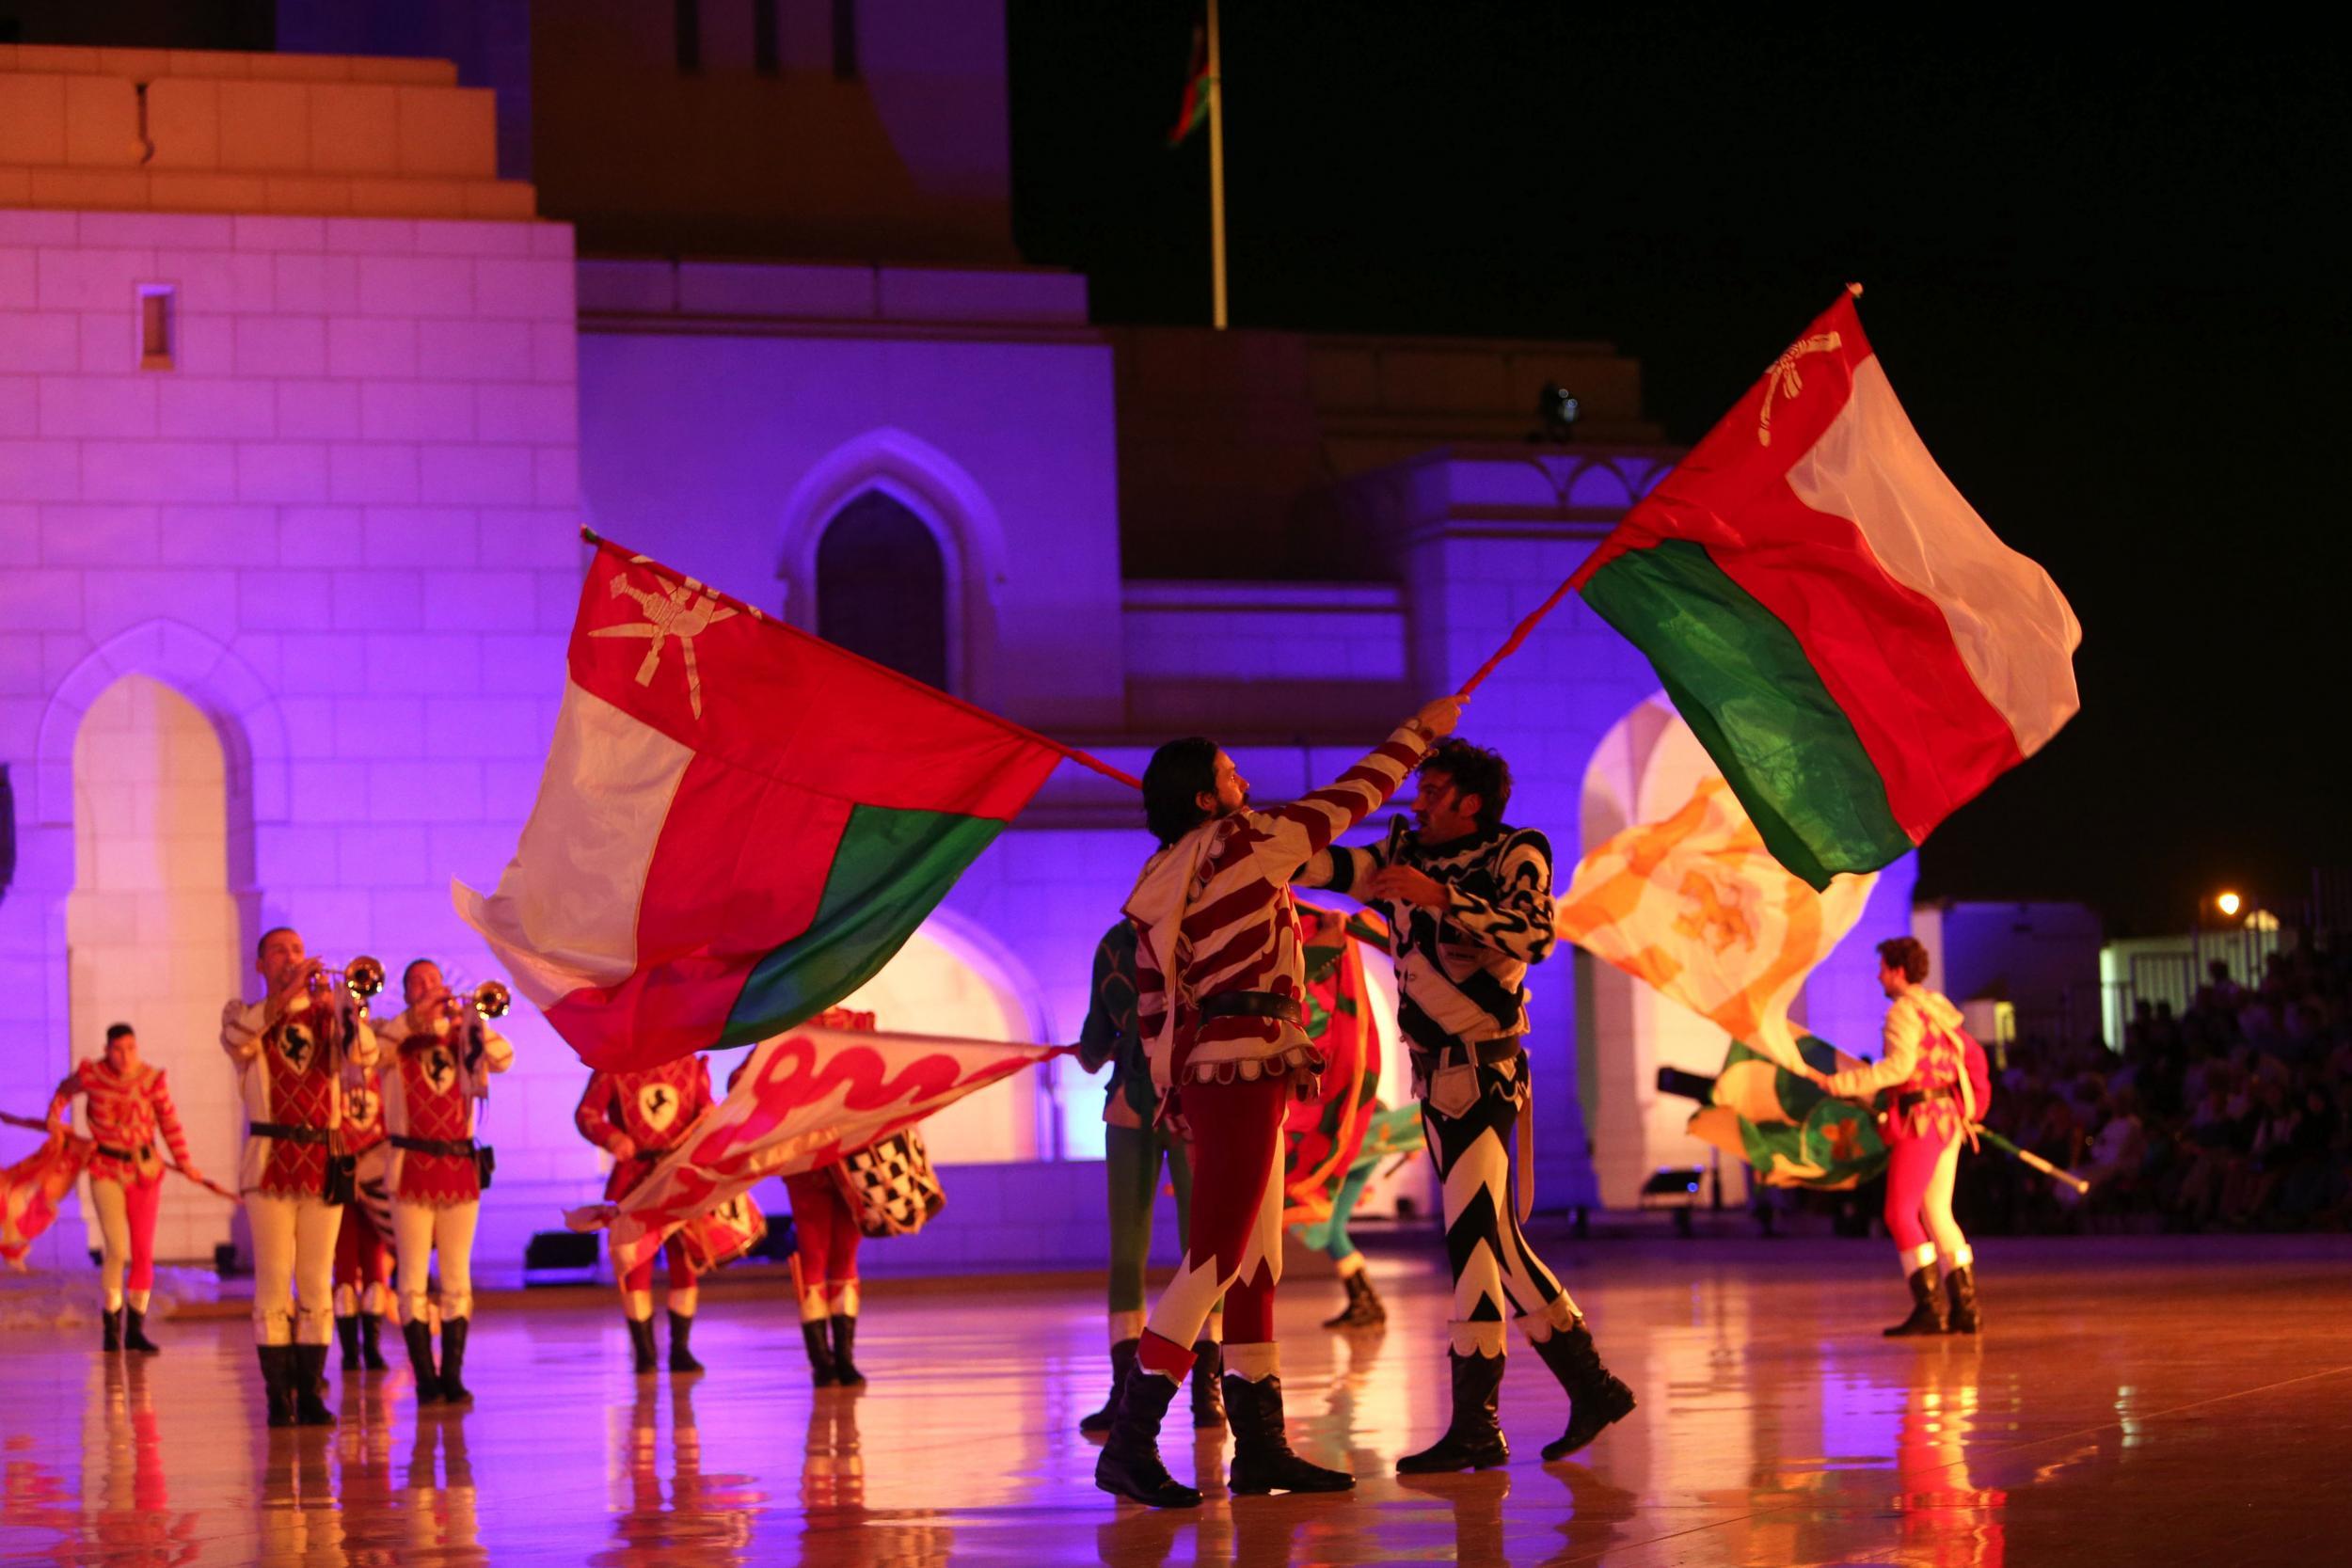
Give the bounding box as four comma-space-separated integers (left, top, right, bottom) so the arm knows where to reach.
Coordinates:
137, 284, 175, 371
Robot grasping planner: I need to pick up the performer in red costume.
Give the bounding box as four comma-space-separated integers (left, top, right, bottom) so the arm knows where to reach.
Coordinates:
379, 959, 514, 1404
221, 926, 379, 1427
1094, 694, 1459, 1509
1811, 937, 1992, 1337
331, 1046, 394, 1373
778, 1007, 877, 1389
49, 1023, 203, 1354
575, 1054, 714, 1374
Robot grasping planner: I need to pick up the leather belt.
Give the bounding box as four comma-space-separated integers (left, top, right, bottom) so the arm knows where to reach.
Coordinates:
626, 1147, 673, 1164
1197, 990, 1304, 1027
248, 1121, 331, 1145
1418, 1037, 1526, 1070
96, 1143, 151, 1163
1895, 1085, 1959, 1117
390, 1134, 477, 1159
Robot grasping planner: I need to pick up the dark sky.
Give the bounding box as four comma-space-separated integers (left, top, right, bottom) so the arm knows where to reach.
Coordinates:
1009, 6, 2352, 936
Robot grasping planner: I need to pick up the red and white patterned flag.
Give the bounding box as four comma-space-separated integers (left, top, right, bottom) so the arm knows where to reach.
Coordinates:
1, 1130, 91, 1269
572, 1022, 1068, 1276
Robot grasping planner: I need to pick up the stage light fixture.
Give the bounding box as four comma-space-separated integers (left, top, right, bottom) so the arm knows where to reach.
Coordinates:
1534, 382, 1581, 442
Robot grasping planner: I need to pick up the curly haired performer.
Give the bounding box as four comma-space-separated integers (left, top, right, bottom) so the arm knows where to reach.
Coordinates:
1093, 694, 1458, 1510
1809, 936, 1991, 1337
50, 1023, 204, 1354
1304, 737, 1633, 1471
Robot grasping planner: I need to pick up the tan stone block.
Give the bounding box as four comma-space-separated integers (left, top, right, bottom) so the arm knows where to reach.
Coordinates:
464, 182, 537, 222
351, 58, 458, 87
148, 172, 271, 214
264, 177, 353, 216
166, 50, 248, 80
0, 74, 68, 166
146, 79, 219, 171
16, 45, 103, 74
309, 83, 400, 176
217, 80, 310, 174
65, 75, 143, 168
350, 178, 467, 219
396, 87, 496, 180
97, 48, 173, 80
247, 55, 352, 84
26, 168, 148, 209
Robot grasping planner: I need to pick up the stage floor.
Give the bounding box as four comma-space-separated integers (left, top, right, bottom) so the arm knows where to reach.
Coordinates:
2, 1235, 2345, 1566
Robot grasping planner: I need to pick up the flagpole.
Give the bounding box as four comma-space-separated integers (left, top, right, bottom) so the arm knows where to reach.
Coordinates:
1207, 0, 1228, 330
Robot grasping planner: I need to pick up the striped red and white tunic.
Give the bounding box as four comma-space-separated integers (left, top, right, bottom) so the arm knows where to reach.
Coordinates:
1124, 724, 1429, 1111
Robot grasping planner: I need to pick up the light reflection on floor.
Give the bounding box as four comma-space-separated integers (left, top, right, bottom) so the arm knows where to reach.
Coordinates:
2, 1236, 2347, 1565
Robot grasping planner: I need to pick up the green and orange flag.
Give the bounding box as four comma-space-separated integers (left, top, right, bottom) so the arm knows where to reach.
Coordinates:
456, 539, 1070, 1072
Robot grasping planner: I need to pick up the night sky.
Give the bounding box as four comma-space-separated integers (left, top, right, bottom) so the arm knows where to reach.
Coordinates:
1009, 6, 2352, 936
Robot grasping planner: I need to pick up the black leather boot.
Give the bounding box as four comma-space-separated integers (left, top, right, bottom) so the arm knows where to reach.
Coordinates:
1079, 1337, 1134, 1433
803, 1320, 840, 1387
1534, 1323, 1637, 1462
668, 1311, 704, 1374
122, 1306, 160, 1354
1323, 1269, 1387, 1329
1093, 1367, 1201, 1508
102, 1307, 122, 1353
359, 1313, 389, 1370
828, 1314, 863, 1386
1396, 1350, 1509, 1472
1223, 1374, 1354, 1495
1189, 1340, 1226, 1430
1945, 1264, 1982, 1335
405, 1320, 443, 1402
438, 1318, 473, 1404
337, 1315, 361, 1370
627, 1316, 659, 1374
1883, 1266, 1948, 1338
293, 1344, 336, 1426
258, 1344, 298, 1429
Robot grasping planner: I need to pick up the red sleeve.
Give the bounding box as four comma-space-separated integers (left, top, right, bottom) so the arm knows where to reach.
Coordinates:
574, 1071, 625, 1150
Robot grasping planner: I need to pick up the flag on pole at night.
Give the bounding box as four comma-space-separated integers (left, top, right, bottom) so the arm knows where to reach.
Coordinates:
453, 537, 1065, 1073
1568, 290, 2082, 889
1168, 23, 1213, 146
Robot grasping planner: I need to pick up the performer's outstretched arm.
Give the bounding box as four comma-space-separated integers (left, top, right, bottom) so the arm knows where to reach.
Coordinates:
1439, 831, 1559, 964
1254, 707, 1451, 879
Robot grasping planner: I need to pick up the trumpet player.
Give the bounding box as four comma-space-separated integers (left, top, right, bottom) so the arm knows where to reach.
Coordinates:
378, 959, 513, 1406
49, 1022, 205, 1354
221, 927, 380, 1428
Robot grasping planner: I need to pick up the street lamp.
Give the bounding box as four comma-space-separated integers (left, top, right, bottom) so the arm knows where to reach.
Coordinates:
2217, 891, 2242, 919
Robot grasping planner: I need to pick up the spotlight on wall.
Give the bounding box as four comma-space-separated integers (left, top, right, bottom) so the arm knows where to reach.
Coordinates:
1532, 382, 1581, 443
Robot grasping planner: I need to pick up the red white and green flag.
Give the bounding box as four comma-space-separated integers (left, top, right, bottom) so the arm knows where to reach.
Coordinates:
454, 539, 1065, 1073
1568, 290, 2081, 889
1168, 24, 1213, 146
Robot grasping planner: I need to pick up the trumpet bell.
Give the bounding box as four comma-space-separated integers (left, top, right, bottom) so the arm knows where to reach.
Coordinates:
344, 956, 386, 1000
473, 980, 511, 1020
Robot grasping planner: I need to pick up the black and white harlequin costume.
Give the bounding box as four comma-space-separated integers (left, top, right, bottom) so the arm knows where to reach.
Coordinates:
1304, 816, 1635, 1469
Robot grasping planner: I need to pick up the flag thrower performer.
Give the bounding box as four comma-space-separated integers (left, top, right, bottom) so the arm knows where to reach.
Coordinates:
576, 1054, 715, 1374
1073, 919, 1223, 1436
220, 928, 381, 1428
1804, 937, 1991, 1337
1095, 694, 1460, 1510
378, 959, 515, 1404
331, 1039, 393, 1373
48, 1023, 205, 1354
1303, 737, 1635, 1471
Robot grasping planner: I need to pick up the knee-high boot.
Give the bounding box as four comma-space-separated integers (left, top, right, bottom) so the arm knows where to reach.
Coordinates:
1533, 1323, 1636, 1461
438, 1319, 473, 1404
827, 1314, 862, 1386
626, 1316, 658, 1375
1188, 1338, 1226, 1430
123, 1305, 160, 1354
405, 1320, 443, 1402
1945, 1264, 1983, 1335
1396, 1350, 1509, 1472
359, 1311, 389, 1370
1079, 1338, 1135, 1433
102, 1307, 122, 1354
1223, 1373, 1354, 1495
1884, 1265, 1949, 1338
1093, 1364, 1201, 1509
668, 1310, 704, 1374
257, 1344, 298, 1429
337, 1315, 361, 1370
293, 1344, 336, 1426
803, 1320, 840, 1387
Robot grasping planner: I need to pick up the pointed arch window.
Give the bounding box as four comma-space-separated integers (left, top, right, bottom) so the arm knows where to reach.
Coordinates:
817, 489, 950, 690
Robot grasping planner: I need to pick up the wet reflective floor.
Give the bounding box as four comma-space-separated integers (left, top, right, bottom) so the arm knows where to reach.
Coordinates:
2, 1235, 2346, 1566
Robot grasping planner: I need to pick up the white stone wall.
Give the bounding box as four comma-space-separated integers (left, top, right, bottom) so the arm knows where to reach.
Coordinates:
0, 203, 586, 1269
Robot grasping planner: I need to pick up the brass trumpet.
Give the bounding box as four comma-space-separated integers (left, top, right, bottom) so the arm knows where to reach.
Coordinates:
306, 955, 387, 1002
438, 979, 512, 1022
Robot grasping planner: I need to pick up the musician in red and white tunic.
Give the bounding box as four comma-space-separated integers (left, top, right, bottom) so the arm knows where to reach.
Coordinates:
331, 1050, 394, 1374
1094, 695, 1457, 1510
1809, 936, 1991, 1338
377, 958, 514, 1406
220, 926, 379, 1428
574, 1054, 714, 1375
49, 1022, 204, 1354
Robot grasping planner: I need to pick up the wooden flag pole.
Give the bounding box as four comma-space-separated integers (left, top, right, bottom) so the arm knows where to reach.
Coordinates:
1207, 0, 1228, 330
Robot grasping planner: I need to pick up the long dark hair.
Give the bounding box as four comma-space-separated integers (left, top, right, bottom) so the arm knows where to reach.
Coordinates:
1142, 737, 1219, 847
